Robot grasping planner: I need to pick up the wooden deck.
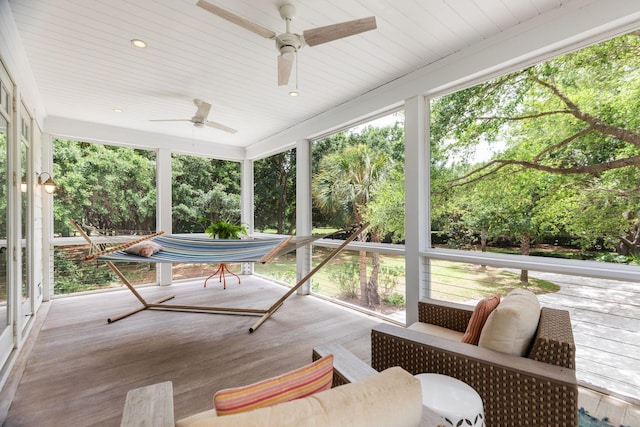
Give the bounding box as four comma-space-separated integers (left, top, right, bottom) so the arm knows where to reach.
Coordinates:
532, 272, 640, 404
1, 276, 639, 426
1, 277, 381, 426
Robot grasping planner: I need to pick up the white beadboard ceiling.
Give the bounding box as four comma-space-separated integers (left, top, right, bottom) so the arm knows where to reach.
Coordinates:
7, 0, 570, 154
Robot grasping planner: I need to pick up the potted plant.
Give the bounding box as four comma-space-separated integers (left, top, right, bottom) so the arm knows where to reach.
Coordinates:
200, 218, 247, 239
198, 218, 247, 288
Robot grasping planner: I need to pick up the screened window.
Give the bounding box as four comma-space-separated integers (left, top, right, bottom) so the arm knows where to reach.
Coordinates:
429, 32, 640, 266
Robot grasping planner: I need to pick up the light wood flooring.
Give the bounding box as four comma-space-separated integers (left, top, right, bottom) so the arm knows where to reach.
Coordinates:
1, 276, 639, 426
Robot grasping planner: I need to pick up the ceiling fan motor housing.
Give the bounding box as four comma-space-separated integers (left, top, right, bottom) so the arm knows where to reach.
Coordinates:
276, 33, 303, 52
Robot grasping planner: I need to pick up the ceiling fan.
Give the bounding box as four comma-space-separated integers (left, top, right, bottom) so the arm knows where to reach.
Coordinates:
149, 99, 237, 134
196, 0, 377, 86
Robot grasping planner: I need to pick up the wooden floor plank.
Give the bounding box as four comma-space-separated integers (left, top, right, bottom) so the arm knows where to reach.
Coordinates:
3, 275, 639, 426
2, 277, 384, 426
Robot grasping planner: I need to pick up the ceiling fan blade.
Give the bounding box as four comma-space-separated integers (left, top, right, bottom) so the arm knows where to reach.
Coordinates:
149, 119, 191, 122
205, 121, 238, 134
196, 0, 276, 39
303, 16, 376, 47
194, 99, 212, 120
278, 52, 295, 86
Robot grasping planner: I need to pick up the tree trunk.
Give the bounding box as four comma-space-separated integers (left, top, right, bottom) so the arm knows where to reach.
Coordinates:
359, 250, 367, 301
366, 251, 381, 307
480, 227, 488, 269
276, 187, 286, 234
520, 232, 530, 283
617, 223, 640, 255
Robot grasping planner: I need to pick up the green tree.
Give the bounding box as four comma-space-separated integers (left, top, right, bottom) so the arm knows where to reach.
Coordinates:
431, 32, 640, 258
254, 149, 296, 234
53, 140, 156, 235
364, 169, 405, 242
172, 155, 241, 233
313, 143, 392, 306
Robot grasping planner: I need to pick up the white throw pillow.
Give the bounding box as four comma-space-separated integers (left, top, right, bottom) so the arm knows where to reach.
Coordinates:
123, 240, 162, 257
478, 289, 540, 356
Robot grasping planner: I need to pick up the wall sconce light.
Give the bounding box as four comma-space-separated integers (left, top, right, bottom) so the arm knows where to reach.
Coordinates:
38, 172, 57, 194
20, 179, 27, 193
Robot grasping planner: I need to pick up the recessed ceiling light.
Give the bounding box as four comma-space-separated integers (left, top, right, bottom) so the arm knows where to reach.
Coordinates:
288, 90, 299, 97
113, 108, 123, 113
131, 39, 147, 48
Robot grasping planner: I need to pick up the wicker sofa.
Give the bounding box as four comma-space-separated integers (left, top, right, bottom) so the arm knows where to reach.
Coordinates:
371, 298, 578, 427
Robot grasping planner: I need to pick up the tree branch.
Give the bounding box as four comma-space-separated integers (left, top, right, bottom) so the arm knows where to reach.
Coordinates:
532, 76, 640, 147
534, 126, 594, 162
496, 155, 640, 174
447, 155, 640, 188
479, 110, 571, 121
588, 185, 640, 196
446, 161, 515, 190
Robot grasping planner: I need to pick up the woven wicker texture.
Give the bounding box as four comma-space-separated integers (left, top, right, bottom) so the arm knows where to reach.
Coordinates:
312, 347, 372, 388
372, 301, 578, 427
528, 308, 576, 369
418, 299, 473, 332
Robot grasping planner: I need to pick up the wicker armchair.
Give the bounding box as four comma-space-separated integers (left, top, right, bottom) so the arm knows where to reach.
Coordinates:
371, 298, 578, 427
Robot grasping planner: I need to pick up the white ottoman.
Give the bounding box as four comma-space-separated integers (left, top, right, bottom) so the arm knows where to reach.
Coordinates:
415, 373, 485, 427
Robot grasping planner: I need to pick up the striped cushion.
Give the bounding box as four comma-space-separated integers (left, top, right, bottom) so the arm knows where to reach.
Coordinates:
213, 354, 334, 416
462, 294, 501, 345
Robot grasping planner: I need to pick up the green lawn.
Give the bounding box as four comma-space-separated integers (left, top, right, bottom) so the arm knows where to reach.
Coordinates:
254, 247, 560, 311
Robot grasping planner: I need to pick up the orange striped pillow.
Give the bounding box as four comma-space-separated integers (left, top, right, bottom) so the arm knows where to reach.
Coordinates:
462, 294, 501, 345
213, 354, 334, 416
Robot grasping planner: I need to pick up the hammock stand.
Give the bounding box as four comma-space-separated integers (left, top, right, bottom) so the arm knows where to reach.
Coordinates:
70, 220, 368, 333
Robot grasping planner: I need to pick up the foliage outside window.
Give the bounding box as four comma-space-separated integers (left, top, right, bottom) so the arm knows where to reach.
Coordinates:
0, 129, 6, 307
254, 149, 296, 235
171, 154, 242, 281
171, 154, 241, 233
430, 32, 640, 280
53, 140, 157, 236
52, 140, 157, 294
309, 114, 406, 314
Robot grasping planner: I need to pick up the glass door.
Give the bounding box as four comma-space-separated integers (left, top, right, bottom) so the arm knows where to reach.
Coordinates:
20, 105, 32, 325
0, 65, 14, 367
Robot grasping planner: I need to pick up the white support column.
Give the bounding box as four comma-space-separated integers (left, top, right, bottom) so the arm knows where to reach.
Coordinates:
296, 139, 312, 295
404, 96, 429, 325
41, 133, 53, 302
241, 159, 254, 275
156, 149, 172, 285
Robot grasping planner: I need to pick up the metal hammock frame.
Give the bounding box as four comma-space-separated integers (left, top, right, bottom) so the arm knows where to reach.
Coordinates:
70, 219, 368, 333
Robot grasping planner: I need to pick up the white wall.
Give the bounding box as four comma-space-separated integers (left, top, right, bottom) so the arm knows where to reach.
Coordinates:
0, 0, 48, 390
0, 0, 47, 128
0, 0, 47, 311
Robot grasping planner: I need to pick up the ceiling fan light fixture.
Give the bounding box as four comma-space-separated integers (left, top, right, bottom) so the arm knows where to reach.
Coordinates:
113, 108, 123, 113
288, 90, 299, 97
131, 39, 147, 49
196, 1, 377, 87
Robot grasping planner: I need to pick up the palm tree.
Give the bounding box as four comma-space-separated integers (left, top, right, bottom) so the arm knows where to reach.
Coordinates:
313, 144, 392, 306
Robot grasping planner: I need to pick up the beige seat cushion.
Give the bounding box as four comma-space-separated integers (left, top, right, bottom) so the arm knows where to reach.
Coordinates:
177, 409, 218, 427
408, 322, 465, 342
478, 289, 540, 356
176, 366, 422, 427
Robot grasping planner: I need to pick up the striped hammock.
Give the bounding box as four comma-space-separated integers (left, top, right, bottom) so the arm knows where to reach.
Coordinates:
70, 219, 368, 331
97, 234, 309, 264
